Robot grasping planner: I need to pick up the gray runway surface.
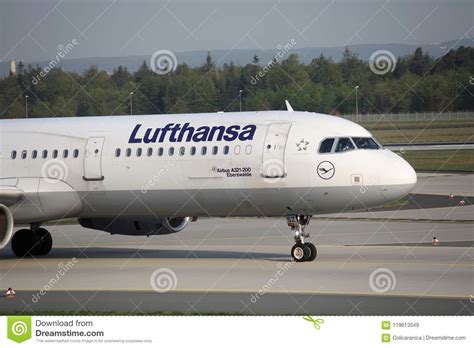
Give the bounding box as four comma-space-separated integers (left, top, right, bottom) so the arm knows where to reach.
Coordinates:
0, 174, 473, 315
1, 291, 472, 315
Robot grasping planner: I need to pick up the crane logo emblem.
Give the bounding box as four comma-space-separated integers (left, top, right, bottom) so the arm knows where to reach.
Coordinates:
317, 161, 335, 180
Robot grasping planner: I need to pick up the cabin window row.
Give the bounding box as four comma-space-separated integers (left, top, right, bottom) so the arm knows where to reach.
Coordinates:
115, 144, 252, 158
11, 149, 80, 160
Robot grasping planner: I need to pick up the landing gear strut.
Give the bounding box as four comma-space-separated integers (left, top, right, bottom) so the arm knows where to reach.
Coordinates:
11, 224, 52, 257
287, 215, 317, 262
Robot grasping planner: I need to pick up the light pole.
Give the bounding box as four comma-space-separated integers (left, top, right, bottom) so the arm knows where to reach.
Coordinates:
130, 92, 134, 115
25, 95, 29, 118
354, 85, 359, 122
239, 89, 242, 112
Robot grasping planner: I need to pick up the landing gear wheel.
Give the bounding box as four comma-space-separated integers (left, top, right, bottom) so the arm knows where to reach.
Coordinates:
11, 229, 34, 257
291, 243, 306, 262
306, 243, 317, 261
11, 228, 53, 257
33, 228, 53, 256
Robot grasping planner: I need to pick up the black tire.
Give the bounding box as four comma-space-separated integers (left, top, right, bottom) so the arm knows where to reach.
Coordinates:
33, 228, 53, 256
302, 244, 313, 261
291, 243, 306, 262
306, 243, 317, 261
11, 229, 34, 257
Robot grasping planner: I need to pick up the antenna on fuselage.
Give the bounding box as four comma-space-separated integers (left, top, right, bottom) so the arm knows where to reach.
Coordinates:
285, 100, 294, 112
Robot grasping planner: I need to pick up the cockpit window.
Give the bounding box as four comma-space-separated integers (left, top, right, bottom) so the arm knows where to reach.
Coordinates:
352, 137, 380, 149
319, 138, 335, 153
335, 138, 355, 152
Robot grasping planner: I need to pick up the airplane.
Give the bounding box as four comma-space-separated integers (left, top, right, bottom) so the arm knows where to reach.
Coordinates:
0, 102, 417, 262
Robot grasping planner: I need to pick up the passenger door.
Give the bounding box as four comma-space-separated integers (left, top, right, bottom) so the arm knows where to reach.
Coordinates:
261, 123, 292, 178
83, 137, 105, 181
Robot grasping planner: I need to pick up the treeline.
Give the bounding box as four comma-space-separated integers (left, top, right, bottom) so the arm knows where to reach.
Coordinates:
0, 46, 473, 119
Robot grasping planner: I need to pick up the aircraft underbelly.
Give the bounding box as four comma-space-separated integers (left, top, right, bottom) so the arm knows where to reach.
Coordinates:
75, 184, 387, 218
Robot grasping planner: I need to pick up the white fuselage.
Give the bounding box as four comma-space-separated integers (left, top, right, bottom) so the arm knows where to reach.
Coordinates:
0, 111, 417, 224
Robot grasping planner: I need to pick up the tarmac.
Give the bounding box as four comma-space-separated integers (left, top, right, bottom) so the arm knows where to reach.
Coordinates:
0, 173, 472, 315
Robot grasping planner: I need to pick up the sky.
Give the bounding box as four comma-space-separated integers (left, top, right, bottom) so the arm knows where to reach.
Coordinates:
0, 0, 473, 63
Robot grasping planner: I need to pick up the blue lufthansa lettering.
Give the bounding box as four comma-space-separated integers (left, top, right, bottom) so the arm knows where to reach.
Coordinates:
128, 123, 256, 144
129, 124, 143, 143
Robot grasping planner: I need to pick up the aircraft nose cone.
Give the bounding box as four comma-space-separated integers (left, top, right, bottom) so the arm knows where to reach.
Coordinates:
381, 151, 417, 201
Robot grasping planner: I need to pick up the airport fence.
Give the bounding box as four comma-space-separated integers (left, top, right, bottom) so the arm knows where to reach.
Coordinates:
342, 111, 474, 123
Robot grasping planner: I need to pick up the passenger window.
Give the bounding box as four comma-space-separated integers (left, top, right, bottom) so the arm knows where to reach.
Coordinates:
147, 147, 153, 157
319, 138, 335, 153
179, 147, 185, 156
52, 149, 58, 158
158, 147, 163, 157
11, 151, 17, 159
32, 150, 38, 159
212, 146, 218, 155
21, 150, 27, 159
352, 137, 380, 150
136, 148, 142, 157
73, 149, 79, 158
234, 145, 241, 155
335, 138, 355, 153
223, 145, 229, 155
245, 145, 252, 154
42, 150, 48, 159
126, 148, 132, 157
190, 146, 196, 156
201, 146, 207, 155
168, 147, 174, 156
115, 148, 121, 157
63, 149, 69, 158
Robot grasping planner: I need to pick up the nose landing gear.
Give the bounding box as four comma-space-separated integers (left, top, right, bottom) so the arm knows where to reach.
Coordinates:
287, 215, 317, 262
